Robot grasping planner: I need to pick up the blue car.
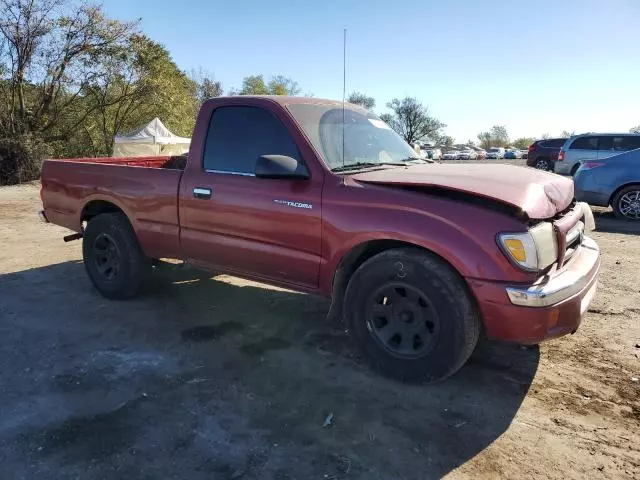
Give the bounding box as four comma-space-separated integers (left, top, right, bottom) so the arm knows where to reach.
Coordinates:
574, 148, 640, 220
504, 149, 521, 159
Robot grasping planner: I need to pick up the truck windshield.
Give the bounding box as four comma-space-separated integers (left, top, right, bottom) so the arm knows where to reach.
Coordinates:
287, 103, 421, 171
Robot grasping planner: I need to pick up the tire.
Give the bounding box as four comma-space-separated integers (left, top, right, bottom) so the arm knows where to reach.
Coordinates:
534, 158, 551, 171
82, 212, 151, 299
612, 185, 640, 221
343, 248, 481, 383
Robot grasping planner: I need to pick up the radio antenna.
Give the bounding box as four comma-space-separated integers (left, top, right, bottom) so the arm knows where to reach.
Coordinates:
341, 28, 347, 180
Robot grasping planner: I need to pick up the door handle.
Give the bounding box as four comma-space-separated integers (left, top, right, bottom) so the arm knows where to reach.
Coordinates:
193, 187, 212, 199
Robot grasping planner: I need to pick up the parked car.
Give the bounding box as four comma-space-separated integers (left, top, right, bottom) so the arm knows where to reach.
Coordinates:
526, 138, 566, 171
486, 147, 505, 159
574, 148, 640, 220
458, 149, 478, 160
475, 149, 487, 160
39, 95, 600, 382
555, 133, 640, 176
520, 150, 528, 159
442, 150, 459, 160
504, 149, 522, 159
426, 148, 442, 160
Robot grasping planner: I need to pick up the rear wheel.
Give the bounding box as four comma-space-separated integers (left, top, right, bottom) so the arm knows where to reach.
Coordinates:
612, 186, 640, 220
535, 158, 551, 171
82, 213, 151, 299
343, 248, 481, 383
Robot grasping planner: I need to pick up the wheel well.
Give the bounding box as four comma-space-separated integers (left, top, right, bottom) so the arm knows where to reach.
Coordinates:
327, 240, 456, 322
81, 200, 125, 223
609, 182, 640, 206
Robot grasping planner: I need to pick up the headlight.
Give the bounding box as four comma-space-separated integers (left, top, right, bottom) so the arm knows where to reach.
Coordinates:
498, 222, 558, 272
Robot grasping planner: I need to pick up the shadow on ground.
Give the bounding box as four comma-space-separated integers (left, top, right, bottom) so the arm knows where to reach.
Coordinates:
0, 261, 539, 479
593, 209, 640, 235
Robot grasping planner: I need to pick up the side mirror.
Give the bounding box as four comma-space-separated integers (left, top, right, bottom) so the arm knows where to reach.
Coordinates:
255, 155, 309, 179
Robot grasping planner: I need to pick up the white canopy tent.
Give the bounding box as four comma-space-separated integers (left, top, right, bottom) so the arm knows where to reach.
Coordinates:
112, 117, 191, 157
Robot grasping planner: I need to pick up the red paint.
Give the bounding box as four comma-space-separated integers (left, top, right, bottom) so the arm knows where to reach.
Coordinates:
40, 96, 599, 344
351, 162, 575, 220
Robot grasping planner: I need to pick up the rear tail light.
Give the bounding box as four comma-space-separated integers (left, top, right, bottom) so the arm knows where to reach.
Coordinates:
558, 150, 565, 161
528, 144, 535, 152
582, 162, 605, 170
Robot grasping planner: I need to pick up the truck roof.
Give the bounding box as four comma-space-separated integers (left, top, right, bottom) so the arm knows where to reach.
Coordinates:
207, 95, 364, 109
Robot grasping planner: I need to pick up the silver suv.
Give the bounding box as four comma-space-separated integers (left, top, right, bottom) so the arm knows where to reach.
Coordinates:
555, 133, 640, 175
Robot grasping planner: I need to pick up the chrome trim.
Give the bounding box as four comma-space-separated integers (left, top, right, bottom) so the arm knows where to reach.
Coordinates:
193, 187, 212, 197
505, 236, 599, 307
566, 221, 584, 247
204, 169, 255, 177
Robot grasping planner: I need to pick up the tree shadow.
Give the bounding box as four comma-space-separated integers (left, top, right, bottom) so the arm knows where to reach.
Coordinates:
0, 261, 539, 480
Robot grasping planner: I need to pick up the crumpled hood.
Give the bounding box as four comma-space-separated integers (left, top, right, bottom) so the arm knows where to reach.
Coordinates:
351, 163, 574, 219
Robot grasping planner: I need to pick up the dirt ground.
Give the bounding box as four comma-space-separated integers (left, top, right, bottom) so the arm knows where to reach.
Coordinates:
0, 182, 638, 480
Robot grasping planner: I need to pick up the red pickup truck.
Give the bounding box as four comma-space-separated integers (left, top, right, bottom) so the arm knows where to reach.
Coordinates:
40, 96, 600, 382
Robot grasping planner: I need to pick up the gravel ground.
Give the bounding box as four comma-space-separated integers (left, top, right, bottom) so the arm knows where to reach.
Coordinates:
0, 182, 638, 479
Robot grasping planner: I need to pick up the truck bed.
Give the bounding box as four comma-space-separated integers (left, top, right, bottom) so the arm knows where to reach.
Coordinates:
41, 155, 186, 259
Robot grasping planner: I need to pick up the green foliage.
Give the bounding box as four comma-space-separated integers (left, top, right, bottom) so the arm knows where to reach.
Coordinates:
436, 135, 455, 147
347, 92, 375, 110
477, 125, 510, 149
384, 97, 445, 144
512, 137, 535, 150
0, 135, 51, 184
234, 74, 300, 96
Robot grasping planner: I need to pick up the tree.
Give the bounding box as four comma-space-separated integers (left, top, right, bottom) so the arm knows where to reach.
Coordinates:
383, 97, 445, 144
81, 34, 198, 155
512, 137, 535, 150
477, 125, 509, 149
561, 130, 575, 138
268, 75, 300, 96
190, 68, 223, 104
540, 133, 551, 140
347, 91, 375, 110
0, 0, 137, 139
629, 125, 640, 134
436, 135, 455, 147
233, 74, 300, 95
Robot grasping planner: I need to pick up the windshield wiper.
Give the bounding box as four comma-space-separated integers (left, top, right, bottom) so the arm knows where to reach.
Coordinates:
397, 156, 432, 163
330, 161, 406, 172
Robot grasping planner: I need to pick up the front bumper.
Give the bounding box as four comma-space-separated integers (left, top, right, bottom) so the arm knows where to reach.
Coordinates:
505, 237, 599, 307
469, 236, 600, 344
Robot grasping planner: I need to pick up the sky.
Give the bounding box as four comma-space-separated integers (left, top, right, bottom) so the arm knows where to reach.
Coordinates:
103, 0, 640, 143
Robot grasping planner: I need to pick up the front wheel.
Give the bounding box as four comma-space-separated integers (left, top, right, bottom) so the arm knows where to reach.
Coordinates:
344, 248, 481, 383
612, 186, 640, 220
82, 213, 152, 299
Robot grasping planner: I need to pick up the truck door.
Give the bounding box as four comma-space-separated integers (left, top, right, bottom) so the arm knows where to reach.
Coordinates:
179, 104, 323, 290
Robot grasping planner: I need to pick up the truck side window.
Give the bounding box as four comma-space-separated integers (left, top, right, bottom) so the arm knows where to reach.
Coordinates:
203, 106, 301, 175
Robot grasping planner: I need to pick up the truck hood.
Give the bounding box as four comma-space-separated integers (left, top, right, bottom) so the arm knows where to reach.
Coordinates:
351, 163, 574, 220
